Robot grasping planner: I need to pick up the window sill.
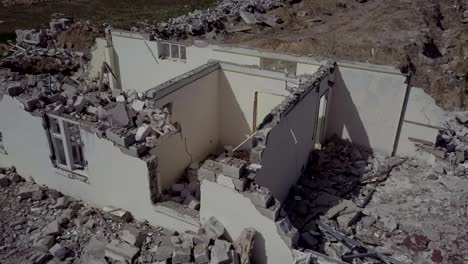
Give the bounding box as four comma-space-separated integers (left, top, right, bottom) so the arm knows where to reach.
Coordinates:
54, 167, 89, 184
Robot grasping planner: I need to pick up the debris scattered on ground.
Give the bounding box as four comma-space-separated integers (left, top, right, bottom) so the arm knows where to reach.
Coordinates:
0, 166, 254, 264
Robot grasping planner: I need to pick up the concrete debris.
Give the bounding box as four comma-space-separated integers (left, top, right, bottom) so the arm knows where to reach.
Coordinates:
49, 243, 71, 260
119, 225, 146, 247
200, 216, 225, 240
172, 247, 191, 263
33, 236, 55, 252
233, 228, 256, 264
140, 0, 288, 39
105, 239, 140, 262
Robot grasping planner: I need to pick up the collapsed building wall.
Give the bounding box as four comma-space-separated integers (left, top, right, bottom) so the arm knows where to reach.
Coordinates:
253, 66, 333, 202
326, 62, 409, 155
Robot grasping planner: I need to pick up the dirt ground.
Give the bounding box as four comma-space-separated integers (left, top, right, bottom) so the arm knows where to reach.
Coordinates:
222, 0, 468, 111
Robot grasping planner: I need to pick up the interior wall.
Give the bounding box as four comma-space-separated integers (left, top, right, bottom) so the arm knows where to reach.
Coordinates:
326, 64, 408, 155
254, 77, 326, 202
111, 34, 212, 93
151, 70, 220, 190
395, 87, 446, 160
218, 69, 290, 149
200, 180, 294, 264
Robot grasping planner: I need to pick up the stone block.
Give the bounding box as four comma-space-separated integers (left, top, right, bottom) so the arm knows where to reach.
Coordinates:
154, 245, 174, 261
131, 100, 145, 111
194, 244, 209, 264
276, 218, 299, 247
74, 96, 87, 113
198, 160, 221, 182
210, 243, 230, 264
106, 128, 135, 147
200, 216, 225, 240
33, 236, 55, 252
245, 187, 272, 208
53, 197, 69, 209
185, 195, 201, 211
49, 243, 71, 260
18, 184, 40, 200
221, 158, 246, 179
105, 239, 140, 263
0, 174, 11, 187
119, 226, 146, 248
108, 103, 130, 127
7, 83, 24, 96
43, 220, 61, 236
172, 247, 191, 264
135, 125, 153, 141
256, 198, 280, 221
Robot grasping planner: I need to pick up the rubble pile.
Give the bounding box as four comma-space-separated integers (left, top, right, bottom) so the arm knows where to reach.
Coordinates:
0, 167, 255, 264
141, 0, 289, 39
282, 137, 468, 263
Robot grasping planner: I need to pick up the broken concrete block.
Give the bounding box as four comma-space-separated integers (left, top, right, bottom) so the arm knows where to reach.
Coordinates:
211, 243, 230, 264
239, 11, 258, 25
119, 226, 146, 248
31, 190, 44, 201
194, 243, 209, 264
106, 128, 135, 147
198, 160, 222, 182
105, 239, 140, 263
185, 195, 201, 210
18, 184, 40, 200
106, 208, 132, 222
233, 228, 256, 264
108, 103, 130, 127
245, 187, 272, 208
7, 83, 24, 96
301, 232, 318, 247
200, 216, 225, 240
276, 218, 299, 247
256, 198, 280, 221
221, 158, 246, 179
154, 245, 174, 261
135, 125, 153, 141
73, 96, 87, 113
0, 174, 11, 187
33, 236, 55, 252
53, 197, 69, 209
49, 243, 71, 260
43, 220, 61, 236
29, 251, 53, 264
62, 83, 78, 99
116, 95, 126, 102
131, 100, 145, 112
172, 247, 191, 264
337, 212, 361, 230
216, 174, 237, 189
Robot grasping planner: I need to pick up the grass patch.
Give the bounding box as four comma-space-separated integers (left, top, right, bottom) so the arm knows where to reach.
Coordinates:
0, 0, 218, 33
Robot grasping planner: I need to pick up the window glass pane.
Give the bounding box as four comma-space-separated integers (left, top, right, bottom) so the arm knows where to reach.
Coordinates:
49, 117, 61, 134
180, 46, 186, 60
158, 42, 170, 58
171, 44, 179, 59
53, 137, 67, 166
67, 122, 85, 169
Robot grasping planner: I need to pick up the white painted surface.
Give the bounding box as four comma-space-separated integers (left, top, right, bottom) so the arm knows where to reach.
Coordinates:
213, 50, 260, 66
87, 38, 108, 80
326, 65, 407, 154
0, 95, 198, 232
112, 35, 212, 93
219, 70, 290, 148
255, 81, 323, 202
296, 63, 320, 76
151, 71, 220, 190
200, 180, 294, 264
395, 87, 446, 159
256, 92, 287, 128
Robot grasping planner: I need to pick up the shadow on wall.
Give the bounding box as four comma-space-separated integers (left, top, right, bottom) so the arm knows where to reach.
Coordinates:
326, 67, 371, 151
219, 71, 254, 149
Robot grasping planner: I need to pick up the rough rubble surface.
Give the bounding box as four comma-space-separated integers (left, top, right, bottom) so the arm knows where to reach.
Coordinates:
284, 137, 468, 264
0, 167, 248, 264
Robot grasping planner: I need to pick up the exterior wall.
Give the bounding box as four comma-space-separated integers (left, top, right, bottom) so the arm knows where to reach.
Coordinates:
150, 70, 220, 190
213, 50, 260, 66
200, 180, 294, 264
326, 63, 408, 155
87, 38, 108, 80
111, 33, 212, 93
0, 95, 198, 232
254, 77, 327, 202
218, 67, 291, 148
395, 87, 446, 160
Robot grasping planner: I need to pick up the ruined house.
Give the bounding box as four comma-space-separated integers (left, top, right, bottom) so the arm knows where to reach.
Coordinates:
0, 28, 445, 264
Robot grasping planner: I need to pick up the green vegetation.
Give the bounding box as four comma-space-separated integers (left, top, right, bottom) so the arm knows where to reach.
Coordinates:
0, 0, 217, 33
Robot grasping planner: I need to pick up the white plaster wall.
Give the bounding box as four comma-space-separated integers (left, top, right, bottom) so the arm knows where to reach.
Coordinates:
254, 82, 322, 202
296, 63, 321, 76
0, 95, 199, 232
111, 35, 212, 93
326, 65, 407, 155
200, 180, 294, 264
219, 70, 290, 148
151, 71, 220, 190
395, 87, 446, 160
213, 50, 260, 66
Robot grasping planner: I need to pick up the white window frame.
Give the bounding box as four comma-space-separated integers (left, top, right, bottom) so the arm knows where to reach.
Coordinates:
158, 41, 187, 62
47, 114, 86, 172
